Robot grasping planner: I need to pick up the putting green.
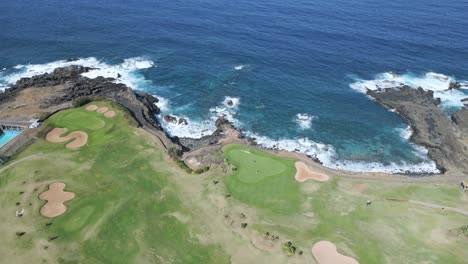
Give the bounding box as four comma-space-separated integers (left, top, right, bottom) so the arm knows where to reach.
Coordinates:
54, 108, 106, 130
223, 144, 302, 214
0, 102, 229, 264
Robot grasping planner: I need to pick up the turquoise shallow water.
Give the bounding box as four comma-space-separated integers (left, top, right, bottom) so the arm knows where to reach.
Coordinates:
0, 131, 21, 148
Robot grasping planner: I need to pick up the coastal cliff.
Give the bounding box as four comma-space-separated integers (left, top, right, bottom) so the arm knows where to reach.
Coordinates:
0, 65, 242, 152
367, 86, 468, 174
0, 66, 174, 148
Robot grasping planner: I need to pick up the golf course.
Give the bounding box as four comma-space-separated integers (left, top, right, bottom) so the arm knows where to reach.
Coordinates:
0, 102, 467, 263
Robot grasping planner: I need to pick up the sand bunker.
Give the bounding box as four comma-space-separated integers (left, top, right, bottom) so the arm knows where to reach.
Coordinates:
85, 104, 116, 118
46, 128, 88, 149
104, 111, 116, 118
85, 104, 98, 111
312, 241, 359, 264
96, 107, 109, 113
39, 182, 75, 218
295, 162, 330, 182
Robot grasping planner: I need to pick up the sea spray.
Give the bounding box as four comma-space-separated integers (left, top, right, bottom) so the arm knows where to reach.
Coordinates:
350, 72, 468, 110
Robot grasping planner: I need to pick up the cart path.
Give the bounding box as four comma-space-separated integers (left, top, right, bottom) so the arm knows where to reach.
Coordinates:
386, 198, 468, 217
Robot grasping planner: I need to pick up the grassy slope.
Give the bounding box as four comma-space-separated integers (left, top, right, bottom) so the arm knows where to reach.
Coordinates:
223, 144, 468, 263
0, 102, 229, 264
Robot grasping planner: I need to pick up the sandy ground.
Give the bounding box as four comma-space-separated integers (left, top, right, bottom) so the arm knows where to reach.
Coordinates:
312, 241, 359, 264
0, 85, 72, 120
104, 111, 116, 118
39, 182, 75, 218
295, 162, 330, 182
46, 128, 88, 149
96, 107, 109, 113
85, 105, 98, 111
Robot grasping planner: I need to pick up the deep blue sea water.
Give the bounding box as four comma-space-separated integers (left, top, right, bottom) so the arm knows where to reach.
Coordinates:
1, 0, 467, 173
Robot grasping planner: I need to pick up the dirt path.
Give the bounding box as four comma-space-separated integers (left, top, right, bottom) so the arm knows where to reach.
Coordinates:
0, 153, 45, 174
386, 198, 468, 217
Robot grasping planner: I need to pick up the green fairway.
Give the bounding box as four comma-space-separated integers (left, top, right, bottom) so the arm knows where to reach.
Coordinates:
0, 102, 229, 264
223, 144, 302, 214
221, 145, 468, 263
1, 103, 467, 264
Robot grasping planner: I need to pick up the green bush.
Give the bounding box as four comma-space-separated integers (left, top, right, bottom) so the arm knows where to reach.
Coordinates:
73, 96, 93, 108
168, 147, 183, 160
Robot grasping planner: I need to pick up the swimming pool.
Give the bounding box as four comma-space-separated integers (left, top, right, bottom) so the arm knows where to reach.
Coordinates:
0, 130, 21, 148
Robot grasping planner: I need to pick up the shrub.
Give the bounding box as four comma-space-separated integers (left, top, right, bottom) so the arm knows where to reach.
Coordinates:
72, 96, 93, 108
167, 147, 183, 160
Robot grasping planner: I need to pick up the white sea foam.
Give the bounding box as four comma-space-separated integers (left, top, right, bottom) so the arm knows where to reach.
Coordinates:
0, 58, 444, 174
396, 126, 412, 140
234, 65, 246, 70
247, 130, 439, 174
158, 96, 241, 139
294, 113, 315, 130
350, 72, 468, 109
0, 57, 155, 91
154, 96, 170, 112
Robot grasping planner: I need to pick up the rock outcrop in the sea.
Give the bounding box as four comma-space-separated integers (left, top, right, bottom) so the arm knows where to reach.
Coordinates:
163, 115, 188, 125
164, 115, 178, 124
178, 117, 243, 151
367, 85, 468, 174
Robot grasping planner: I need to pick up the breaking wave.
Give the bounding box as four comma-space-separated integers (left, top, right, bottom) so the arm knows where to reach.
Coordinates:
0, 58, 442, 174
0, 57, 154, 91
157, 96, 242, 139
294, 113, 315, 130
350, 72, 468, 110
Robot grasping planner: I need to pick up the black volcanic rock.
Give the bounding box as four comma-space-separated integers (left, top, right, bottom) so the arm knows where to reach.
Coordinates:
367, 85, 468, 174
0, 66, 173, 149
178, 118, 188, 125
164, 115, 177, 124
449, 81, 462, 90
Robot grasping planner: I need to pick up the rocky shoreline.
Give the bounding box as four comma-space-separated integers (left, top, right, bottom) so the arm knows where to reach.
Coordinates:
0, 65, 242, 155
367, 85, 468, 175
1, 65, 468, 176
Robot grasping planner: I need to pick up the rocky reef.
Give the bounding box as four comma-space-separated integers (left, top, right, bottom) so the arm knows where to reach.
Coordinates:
367, 85, 468, 174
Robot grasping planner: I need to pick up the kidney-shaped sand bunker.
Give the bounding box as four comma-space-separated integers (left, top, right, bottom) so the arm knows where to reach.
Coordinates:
312, 240, 359, 264
46, 128, 88, 149
39, 182, 75, 218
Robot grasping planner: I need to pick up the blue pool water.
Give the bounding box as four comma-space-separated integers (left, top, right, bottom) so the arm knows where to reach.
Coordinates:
0, 131, 21, 148
0, 0, 467, 173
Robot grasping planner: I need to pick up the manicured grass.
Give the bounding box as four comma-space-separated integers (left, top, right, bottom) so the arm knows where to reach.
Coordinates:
0, 102, 229, 264
223, 144, 302, 214
1, 103, 467, 264
222, 144, 467, 263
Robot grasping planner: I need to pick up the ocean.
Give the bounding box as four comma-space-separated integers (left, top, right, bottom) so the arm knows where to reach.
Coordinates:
1, 0, 467, 173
